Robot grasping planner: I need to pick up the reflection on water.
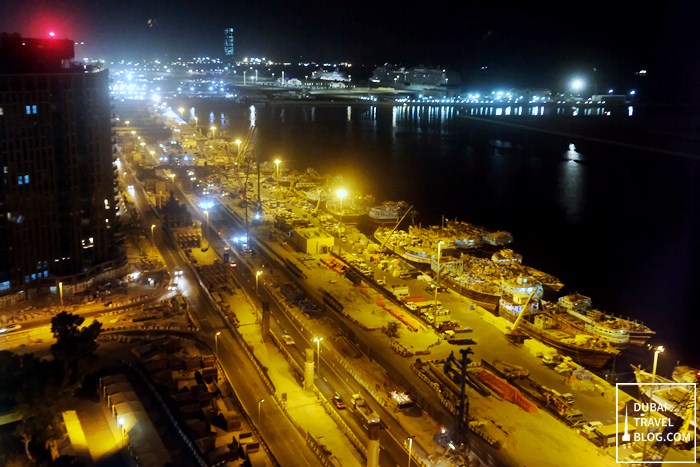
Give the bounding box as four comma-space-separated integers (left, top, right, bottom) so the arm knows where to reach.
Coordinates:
559, 146, 585, 223
160, 99, 699, 368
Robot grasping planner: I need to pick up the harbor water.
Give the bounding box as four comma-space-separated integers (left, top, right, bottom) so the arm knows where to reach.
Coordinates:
159, 99, 700, 377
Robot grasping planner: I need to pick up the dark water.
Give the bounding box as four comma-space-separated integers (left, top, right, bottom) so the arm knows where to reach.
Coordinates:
163, 100, 700, 377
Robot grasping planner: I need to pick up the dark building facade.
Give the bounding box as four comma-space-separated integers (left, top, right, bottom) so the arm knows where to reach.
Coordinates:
0, 33, 124, 296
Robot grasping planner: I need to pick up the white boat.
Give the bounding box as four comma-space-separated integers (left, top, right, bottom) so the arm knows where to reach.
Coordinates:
556, 293, 654, 347
368, 200, 409, 223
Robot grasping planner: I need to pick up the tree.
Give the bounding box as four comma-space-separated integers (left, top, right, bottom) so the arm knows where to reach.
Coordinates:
50, 311, 103, 393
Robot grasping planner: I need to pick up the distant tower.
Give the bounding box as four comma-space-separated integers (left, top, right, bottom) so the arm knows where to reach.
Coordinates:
224, 28, 234, 64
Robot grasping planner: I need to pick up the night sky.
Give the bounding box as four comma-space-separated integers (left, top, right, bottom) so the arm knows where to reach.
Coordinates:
0, 1, 696, 99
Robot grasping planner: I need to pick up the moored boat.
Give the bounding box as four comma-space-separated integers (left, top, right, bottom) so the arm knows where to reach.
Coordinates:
368, 200, 410, 223
556, 293, 654, 347
632, 365, 697, 450
500, 288, 620, 369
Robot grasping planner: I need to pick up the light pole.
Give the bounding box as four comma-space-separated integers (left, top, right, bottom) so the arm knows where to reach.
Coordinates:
651, 345, 665, 381
235, 138, 242, 159
169, 173, 175, 192
406, 435, 415, 467
151, 223, 156, 238
336, 187, 347, 241
312, 337, 323, 376
255, 270, 263, 295
258, 398, 265, 427
433, 241, 444, 324
117, 416, 125, 448
215, 331, 221, 355
58, 281, 63, 306
193, 116, 198, 134
274, 158, 281, 198
210, 125, 216, 140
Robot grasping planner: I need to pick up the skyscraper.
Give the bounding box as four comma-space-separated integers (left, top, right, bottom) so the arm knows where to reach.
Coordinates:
224, 28, 234, 63
0, 33, 124, 301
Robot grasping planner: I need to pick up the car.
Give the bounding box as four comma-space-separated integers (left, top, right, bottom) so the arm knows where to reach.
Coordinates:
333, 395, 347, 409
376, 278, 387, 286
282, 334, 295, 346
0, 324, 22, 334
174, 268, 183, 276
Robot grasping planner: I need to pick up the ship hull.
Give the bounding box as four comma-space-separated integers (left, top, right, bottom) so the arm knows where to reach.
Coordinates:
445, 276, 500, 311
519, 320, 618, 369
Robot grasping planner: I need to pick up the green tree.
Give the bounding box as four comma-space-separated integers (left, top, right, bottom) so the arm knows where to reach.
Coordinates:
50, 311, 103, 393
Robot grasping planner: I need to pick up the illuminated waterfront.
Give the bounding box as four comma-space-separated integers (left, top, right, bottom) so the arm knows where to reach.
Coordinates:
156, 99, 700, 375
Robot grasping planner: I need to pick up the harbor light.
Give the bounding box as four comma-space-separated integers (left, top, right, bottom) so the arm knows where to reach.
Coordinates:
651, 344, 665, 381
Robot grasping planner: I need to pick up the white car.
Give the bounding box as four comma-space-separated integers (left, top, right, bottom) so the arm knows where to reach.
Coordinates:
174, 268, 184, 276
282, 334, 296, 346
376, 278, 387, 285
0, 324, 22, 334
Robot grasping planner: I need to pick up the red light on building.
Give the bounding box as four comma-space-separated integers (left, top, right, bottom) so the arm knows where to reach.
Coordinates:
48, 31, 56, 38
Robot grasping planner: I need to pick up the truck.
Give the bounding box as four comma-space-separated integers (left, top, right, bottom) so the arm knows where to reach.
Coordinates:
351, 394, 380, 427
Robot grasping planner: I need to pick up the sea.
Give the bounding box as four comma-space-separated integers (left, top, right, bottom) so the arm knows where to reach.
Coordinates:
123, 97, 700, 380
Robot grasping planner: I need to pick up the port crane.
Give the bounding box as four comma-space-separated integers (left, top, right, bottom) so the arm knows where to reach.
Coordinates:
377, 205, 414, 251
505, 290, 537, 344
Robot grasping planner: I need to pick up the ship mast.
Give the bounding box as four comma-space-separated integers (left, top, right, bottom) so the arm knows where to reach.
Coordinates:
378, 205, 414, 251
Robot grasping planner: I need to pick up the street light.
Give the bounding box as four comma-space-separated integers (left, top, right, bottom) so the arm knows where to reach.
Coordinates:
258, 398, 265, 427
203, 209, 209, 240
194, 116, 198, 133
312, 337, 323, 376
235, 138, 242, 158
151, 223, 156, 238
178, 107, 184, 118
117, 416, 126, 448
651, 345, 665, 381
215, 331, 221, 355
433, 241, 445, 323
255, 270, 263, 295
336, 187, 347, 239
406, 435, 415, 467
58, 281, 63, 306
274, 158, 281, 186
169, 173, 175, 191
210, 125, 216, 140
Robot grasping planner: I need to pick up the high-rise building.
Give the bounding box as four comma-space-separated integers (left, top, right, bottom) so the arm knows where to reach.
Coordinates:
0, 33, 124, 299
224, 28, 234, 62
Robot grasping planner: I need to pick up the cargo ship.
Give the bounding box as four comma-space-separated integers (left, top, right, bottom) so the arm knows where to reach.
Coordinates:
368, 200, 410, 223
632, 365, 697, 450
553, 293, 654, 347
499, 285, 620, 369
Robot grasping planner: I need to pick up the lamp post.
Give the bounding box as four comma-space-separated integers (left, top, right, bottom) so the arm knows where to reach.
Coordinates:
258, 398, 265, 427
169, 173, 175, 192
58, 281, 63, 306
210, 125, 216, 140
312, 337, 323, 376
274, 158, 281, 198
151, 223, 156, 238
194, 116, 198, 133
433, 241, 444, 323
235, 138, 242, 158
406, 435, 415, 467
336, 187, 347, 240
215, 331, 221, 355
652, 345, 665, 381
255, 270, 263, 295
117, 416, 125, 448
